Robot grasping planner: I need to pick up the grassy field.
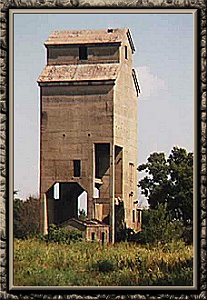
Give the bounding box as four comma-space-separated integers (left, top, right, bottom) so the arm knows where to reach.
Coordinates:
14, 238, 193, 286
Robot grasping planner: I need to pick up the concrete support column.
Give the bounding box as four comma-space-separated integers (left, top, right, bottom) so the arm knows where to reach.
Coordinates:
109, 143, 115, 243
42, 193, 48, 235
87, 197, 95, 219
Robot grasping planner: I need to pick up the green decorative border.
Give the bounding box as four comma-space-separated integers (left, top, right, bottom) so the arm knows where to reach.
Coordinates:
0, 0, 206, 299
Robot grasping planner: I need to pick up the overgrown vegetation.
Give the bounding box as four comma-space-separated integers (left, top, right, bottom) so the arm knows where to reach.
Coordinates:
14, 238, 193, 286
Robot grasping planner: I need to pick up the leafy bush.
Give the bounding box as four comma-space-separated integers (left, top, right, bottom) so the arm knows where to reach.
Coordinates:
182, 224, 193, 244
90, 259, 116, 273
42, 224, 82, 244
134, 204, 184, 245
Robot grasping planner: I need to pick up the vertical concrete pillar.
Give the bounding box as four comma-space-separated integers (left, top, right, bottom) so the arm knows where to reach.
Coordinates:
87, 143, 95, 219
42, 193, 48, 235
109, 143, 115, 243
87, 197, 95, 219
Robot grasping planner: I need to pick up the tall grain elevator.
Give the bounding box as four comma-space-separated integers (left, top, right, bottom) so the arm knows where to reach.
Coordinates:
37, 28, 140, 243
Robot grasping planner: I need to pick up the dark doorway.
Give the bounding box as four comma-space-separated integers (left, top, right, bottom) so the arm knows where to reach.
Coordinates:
91, 232, 95, 241
101, 232, 105, 244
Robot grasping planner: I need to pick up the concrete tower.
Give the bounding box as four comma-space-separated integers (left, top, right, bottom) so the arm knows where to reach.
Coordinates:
38, 28, 140, 242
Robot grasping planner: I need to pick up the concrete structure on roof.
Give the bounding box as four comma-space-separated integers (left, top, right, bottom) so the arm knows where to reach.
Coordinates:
38, 28, 141, 243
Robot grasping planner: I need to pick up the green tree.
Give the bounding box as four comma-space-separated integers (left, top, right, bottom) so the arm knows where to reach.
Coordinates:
167, 147, 193, 225
13, 198, 24, 238
138, 146, 193, 227
13, 195, 40, 238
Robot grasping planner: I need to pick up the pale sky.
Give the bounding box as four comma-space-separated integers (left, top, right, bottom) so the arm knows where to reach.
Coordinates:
14, 12, 194, 201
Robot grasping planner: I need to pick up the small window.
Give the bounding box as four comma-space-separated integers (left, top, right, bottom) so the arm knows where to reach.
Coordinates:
91, 232, 95, 241
79, 46, 88, 60
125, 46, 128, 59
73, 160, 81, 177
132, 210, 135, 223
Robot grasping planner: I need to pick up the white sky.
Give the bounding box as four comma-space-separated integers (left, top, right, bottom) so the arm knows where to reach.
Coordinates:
13, 12, 194, 200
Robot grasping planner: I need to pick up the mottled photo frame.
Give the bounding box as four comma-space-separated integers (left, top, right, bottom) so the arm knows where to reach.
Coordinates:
0, 0, 206, 299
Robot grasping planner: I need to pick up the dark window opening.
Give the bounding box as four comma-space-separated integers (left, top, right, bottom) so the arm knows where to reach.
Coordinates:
79, 46, 88, 60
125, 46, 128, 59
73, 160, 81, 177
95, 143, 110, 179
91, 232, 95, 241
132, 210, 135, 223
129, 162, 134, 187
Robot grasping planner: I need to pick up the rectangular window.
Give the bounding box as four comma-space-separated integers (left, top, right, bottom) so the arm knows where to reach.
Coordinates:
129, 162, 134, 187
125, 45, 128, 59
79, 46, 88, 60
73, 160, 81, 177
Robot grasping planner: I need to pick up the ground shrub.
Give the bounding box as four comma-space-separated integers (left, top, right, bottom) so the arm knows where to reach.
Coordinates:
133, 204, 184, 245
40, 224, 82, 244
182, 224, 193, 244
91, 259, 116, 273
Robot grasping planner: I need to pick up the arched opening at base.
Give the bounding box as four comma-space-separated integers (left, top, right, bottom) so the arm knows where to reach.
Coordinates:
46, 182, 85, 226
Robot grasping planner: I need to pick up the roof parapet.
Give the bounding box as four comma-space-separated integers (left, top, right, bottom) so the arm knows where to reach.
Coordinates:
44, 28, 136, 54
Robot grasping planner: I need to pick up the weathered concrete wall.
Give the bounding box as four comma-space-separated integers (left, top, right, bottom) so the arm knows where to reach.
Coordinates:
40, 82, 114, 222
114, 39, 138, 230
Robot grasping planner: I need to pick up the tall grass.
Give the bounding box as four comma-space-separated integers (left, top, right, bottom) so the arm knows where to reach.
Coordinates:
14, 239, 193, 286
